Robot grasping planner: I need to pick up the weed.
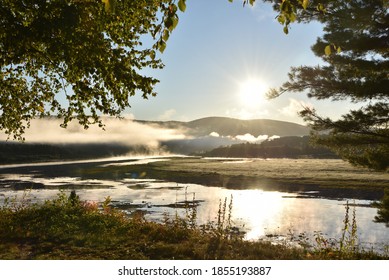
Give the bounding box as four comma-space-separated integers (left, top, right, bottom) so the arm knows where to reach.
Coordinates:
214, 195, 235, 239
184, 187, 197, 230
339, 201, 359, 256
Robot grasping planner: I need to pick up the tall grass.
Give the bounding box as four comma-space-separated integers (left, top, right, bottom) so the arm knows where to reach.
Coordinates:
339, 201, 358, 254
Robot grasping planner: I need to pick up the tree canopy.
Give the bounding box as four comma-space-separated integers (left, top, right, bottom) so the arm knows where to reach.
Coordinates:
266, 0, 389, 171
0, 0, 186, 140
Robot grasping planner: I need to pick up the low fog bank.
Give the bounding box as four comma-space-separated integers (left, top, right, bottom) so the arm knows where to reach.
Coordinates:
0, 118, 187, 164
162, 132, 279, 155
0, 118, 186, 148
0, 142, 136, 164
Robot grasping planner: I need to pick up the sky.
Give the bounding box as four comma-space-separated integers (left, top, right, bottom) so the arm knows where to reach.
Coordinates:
125, 0, 358, 124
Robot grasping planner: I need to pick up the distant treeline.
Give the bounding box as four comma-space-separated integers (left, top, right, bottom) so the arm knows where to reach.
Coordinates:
0, 142, 142, 164
0, 136, 339, 164
200, 136, 339, 159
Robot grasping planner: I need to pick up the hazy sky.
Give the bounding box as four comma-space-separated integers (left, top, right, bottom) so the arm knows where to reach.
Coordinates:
130, 1, 357, 124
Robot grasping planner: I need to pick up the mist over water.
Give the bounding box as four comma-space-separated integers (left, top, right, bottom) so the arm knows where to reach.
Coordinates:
0, 117, 286, 159
0, 117, 186, 148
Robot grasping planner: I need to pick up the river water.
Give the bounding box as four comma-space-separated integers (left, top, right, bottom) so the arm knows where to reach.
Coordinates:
0, 156, 388, 252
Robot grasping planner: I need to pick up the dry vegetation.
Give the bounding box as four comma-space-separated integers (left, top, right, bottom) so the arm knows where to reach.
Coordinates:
0, 192, 387, 260
150, 158, 389, 189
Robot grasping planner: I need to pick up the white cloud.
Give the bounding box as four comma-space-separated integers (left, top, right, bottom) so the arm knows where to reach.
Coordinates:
268, 135, 280, 141
235, 133, 269, 143
209, 132, 220, 137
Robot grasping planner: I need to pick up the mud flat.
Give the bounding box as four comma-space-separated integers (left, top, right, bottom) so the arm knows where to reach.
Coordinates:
142, 157, 389, 200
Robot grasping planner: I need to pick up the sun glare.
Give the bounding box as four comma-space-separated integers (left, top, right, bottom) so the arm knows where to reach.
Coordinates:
239, 79, 268, 107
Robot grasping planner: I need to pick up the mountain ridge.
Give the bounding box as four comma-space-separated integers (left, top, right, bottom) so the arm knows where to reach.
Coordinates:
135, 116, 310, 137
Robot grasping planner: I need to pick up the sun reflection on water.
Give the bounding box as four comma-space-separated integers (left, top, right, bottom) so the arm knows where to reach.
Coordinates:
230, 190, 285, 239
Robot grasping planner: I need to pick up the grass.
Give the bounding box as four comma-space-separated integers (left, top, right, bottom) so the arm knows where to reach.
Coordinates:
0, 191, 387, 260
148, 158, 389, 190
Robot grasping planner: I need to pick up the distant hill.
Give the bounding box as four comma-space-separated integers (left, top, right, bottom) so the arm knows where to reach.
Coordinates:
153, 117, 311, 155
201, 136, 338, 159
136, 117, 310, 137
186, 117, 310, 137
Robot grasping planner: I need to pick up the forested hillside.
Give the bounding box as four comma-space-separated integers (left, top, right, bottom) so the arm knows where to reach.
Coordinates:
201, 136, 338, 159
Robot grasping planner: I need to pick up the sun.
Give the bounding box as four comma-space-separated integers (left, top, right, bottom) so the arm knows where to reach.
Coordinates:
239, 78, 268, 107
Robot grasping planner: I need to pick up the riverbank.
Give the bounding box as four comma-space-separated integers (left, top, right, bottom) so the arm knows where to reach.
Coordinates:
116, 157, 389, 202
0, 192, 387, 260
148, 157, 389, 189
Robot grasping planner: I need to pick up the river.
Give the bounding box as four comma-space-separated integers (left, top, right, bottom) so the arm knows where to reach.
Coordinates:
0, 156, 388, 252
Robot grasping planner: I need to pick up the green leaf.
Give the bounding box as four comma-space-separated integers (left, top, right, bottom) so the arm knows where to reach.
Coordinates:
317, 3, 326, 12
171, 3, 178, 13
172, 16, 179, 30
159, 41, 166, 53
283, 26, 289, 34
277, 15, 286, 25
102, 0, 110, 12
337, 46, 342, 53
164, 14, 179, 32
289, 12, 297, 22
280, 1, 285, 11
162, 29, 170, 42
150, 51, 156, 60
164, 17, 174, 31
178, 0, 186, 12
302, 0, 309, 10
101, 0, 116, 13
324, 45, 332, 56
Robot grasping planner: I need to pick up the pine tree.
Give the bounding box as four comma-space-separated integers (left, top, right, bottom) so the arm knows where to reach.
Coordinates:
267, 0, 389, 171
